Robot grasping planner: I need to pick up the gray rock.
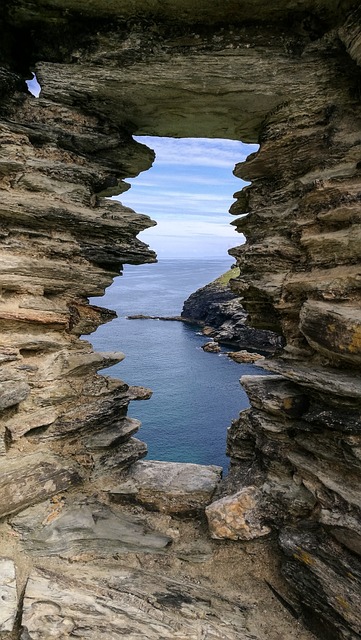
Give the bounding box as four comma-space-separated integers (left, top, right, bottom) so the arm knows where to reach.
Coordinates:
262, 359, 361, 400
84, 417, 141, 450
11, 499, 172, 557
111, 460, 222, 514
241, 375, 309, 419
181, 274, 281, 353
0, 366, 30, 410
0, 558, 17, 632
21, 565, 257, 640
91, 437, 148, 478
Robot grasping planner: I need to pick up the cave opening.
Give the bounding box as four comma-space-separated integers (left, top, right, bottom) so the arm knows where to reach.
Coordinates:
88, 135, 268, 471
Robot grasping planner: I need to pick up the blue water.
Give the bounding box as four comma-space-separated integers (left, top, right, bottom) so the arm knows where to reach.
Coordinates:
89, 259, 265, 471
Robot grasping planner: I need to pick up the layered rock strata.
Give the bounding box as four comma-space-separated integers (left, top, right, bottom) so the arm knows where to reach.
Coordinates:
224, 22, 361, 636
0, 1, 360, 639
0, 81, 157, 508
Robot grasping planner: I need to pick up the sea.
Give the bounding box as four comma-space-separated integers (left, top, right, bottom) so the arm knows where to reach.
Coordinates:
89, 259, 266, 472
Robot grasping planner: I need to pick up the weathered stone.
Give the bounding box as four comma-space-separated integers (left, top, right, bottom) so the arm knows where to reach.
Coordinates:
0, 453, 81, 517
91, 437, 147, 478
111, 460, 222, 514
20, 564, 258, 640
20, 380, 133, 442
280, 527, 361, 639
11, 499, 172, 558
201, 341, 221, 353
241, 375, 309, 419
301, 399, 361, 434
287, 451, 361, 510
300, 301, 361, 365
227, 351, 264, 364
0, 367, 30, 410
84, 417, 141, 450
263, 360, 361, 400
206, 486, 271, 541
0, 558, 17, 632
226, 410, 258, 462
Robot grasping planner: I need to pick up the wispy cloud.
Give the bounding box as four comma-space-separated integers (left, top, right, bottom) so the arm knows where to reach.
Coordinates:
116, 136, 255, 258
139, 217, 244, 239
136, 136, 258, 169
122, 191, 236, 218
139, 221, 244, 259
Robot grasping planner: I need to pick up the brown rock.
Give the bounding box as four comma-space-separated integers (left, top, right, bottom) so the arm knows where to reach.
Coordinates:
228, 350, 264, 363
201, 341, 221, 353
0, 453, 81, 517
300, 300, 361, 365
206, 486, 271, 540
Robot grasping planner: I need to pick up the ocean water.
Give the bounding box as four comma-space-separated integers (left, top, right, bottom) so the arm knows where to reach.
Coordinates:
89, 259, 265, 471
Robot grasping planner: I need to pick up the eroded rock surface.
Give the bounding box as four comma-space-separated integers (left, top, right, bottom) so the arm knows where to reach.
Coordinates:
11, 498, 172, 558
206, 486, 271, 541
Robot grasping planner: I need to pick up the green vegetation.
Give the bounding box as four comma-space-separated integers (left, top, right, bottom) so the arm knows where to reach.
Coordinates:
212, 267, 240, 287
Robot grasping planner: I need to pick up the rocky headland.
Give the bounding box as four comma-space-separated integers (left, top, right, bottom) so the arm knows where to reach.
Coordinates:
181, 268, 282, 353
0, 1, 361, 638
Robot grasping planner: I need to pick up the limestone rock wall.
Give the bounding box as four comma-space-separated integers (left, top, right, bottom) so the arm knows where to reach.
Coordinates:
0, 2, 360, 639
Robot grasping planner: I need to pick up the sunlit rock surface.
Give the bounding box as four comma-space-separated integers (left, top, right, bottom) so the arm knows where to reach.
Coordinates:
0, 1, 360, 638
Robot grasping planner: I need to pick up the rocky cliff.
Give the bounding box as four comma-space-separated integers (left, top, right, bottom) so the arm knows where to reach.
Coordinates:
0, 1, 361, 638
181, 269, 281, 353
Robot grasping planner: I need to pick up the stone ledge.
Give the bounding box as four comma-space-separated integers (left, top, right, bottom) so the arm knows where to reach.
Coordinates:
110, 460, 222, 514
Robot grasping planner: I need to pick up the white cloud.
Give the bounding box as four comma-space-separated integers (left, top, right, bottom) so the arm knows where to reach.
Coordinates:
118, 193, 237, 217
139, 221, 244, 259
139, 217, 243, 239
135, 136, 258, 169
116, 136, 254, 258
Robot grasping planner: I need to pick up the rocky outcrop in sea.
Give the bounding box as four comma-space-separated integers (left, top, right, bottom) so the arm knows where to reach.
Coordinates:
181, 269, 282, 353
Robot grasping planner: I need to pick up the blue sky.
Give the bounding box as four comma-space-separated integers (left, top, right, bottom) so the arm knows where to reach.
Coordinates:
25, 77, 256, 260
26, 74, 41, 97
118, 137, 257, 259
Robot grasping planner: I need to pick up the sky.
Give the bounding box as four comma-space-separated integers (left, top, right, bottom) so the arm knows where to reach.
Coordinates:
25, 75, 257, 260
26, 74, 41, 97
119, 137, 257, 259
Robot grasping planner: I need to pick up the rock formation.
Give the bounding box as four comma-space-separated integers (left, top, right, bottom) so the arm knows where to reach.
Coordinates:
0, 1, 361, 638
181, 268, 281, 353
